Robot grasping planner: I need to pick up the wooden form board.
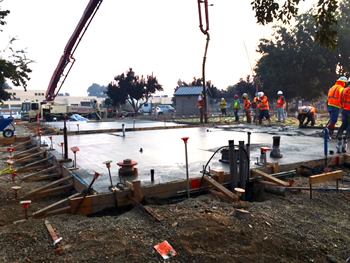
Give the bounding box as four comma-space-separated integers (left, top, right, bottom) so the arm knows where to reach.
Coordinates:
309, 170, 343, 185
203, 176, 238, 202
251, 169, 289, 186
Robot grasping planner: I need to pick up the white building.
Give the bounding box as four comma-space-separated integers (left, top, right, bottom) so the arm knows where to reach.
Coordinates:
1, 89, 104, 112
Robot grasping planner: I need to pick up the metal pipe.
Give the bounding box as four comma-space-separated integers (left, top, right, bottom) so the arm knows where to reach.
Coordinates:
239, 141, 245, 200
181, 137, 190, 198
122, 124, 125, 137
63, 115, 68, 160
229, 140, 237, 191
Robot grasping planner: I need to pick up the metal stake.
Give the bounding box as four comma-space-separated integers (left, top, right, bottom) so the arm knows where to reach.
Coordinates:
181, 137, 190, 198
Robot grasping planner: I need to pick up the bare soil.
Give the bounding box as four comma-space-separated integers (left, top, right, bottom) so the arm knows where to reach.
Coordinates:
0, 123, 349, 263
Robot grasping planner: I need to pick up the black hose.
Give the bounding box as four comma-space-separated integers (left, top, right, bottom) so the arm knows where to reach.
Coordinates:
198, 144, 250, 194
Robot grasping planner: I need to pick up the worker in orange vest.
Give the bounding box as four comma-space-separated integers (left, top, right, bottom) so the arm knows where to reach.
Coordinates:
242, 93, 252, 123
327, 76, 347, 135
257, 92, 271, 126
276, 91, 286, 123
298, 106, 316, 127
198, 92, 205, 123
337, 78, 350, 139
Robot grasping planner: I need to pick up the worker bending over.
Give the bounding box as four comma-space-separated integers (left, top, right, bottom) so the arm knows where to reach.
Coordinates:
298, 106, 316, 127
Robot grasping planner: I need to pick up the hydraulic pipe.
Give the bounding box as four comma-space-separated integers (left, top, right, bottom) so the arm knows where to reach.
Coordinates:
229, 140, 237, 191
239, 141, 246, 200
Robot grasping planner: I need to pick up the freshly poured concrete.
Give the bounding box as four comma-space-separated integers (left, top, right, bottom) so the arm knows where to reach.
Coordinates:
41, 121, 337, 193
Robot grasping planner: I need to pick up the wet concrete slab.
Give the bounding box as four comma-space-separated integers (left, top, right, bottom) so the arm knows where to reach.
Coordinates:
45, 118, 182, 132
40, 122, 339, 194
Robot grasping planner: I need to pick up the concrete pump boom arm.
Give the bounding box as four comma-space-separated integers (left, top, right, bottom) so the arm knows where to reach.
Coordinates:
45, 0, 103, 101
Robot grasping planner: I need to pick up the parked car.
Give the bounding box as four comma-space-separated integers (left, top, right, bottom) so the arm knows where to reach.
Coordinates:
158, 105, 175, 113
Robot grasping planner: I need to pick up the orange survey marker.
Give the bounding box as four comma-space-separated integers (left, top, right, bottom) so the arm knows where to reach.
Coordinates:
154, 240, 177, 259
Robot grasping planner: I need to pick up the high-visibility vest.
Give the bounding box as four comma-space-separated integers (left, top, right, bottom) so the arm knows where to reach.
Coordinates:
198, 95, 204, 107
277, 96, 286, 108
342, 87, 350, 110
244, 99, 251, 110
259, 96, 269, 110
220, 100, 227, 109
328, 84, 344, 108
299, 106, 316, 114
233, 99, 240, 109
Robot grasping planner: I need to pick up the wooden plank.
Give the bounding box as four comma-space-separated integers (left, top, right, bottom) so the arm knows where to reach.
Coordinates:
203, 176, 238, 202
309, 170, 344, 185
19, 156, 53, 169
10, 146, 40, 159
12, 150, 47, 164
128, 194, 162, 222
251, 169, 290, 187
22, 165, 60, 180
133, 180, 142, 198
18, 164, 52, 173
70, 193, 116, 215
25, 176, 73, 197
29, 184, 73, 199
12, 139, 33, 150
33, 193, 82, 218
26, 172, 62, 182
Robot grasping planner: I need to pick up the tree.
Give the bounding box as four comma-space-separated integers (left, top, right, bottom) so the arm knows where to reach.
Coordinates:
0, 6, 32, 102
87, 83, 107, 98
251, 0, 340, 49
254, 4, 350, 104
106, 68, 163, 115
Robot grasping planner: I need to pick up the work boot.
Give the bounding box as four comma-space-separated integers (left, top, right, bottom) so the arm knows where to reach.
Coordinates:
336, 129, 344, 139
259, 119, 262, 125
268, 119, 272, 127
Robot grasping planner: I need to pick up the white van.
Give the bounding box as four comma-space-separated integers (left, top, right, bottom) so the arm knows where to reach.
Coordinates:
142, 102, 163, 115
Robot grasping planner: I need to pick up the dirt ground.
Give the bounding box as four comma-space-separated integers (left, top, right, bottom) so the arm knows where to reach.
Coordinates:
0, 122, 349, 263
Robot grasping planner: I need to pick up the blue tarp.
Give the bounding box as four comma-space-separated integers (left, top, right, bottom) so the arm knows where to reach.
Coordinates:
68, 114, 89, 122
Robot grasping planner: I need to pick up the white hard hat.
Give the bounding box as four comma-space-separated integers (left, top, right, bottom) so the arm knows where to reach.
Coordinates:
338, 76, 348, 82
301, 106, 310, 114
258, 92, 264, 97
242, 93, 248, 97
221, 98, 224, 100
277, 91, 283, 95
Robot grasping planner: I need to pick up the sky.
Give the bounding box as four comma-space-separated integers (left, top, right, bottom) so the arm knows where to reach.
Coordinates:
0, 0, 316, 98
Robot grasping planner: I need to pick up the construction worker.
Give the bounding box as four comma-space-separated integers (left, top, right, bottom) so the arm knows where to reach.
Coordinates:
252, 94, 258, 123
327, 76, 347, 135
337, 78, 350, 138
198, 92, 205, 123
298, 106, 316, 127
257, 92, 271, 126
220, 98, 227, 116
232, 94, 240, 122
242, 93, 252, 123
276, 91, 286, 123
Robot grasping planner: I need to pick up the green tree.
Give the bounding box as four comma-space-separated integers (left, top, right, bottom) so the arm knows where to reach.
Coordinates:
0, 6, 32, 102
251, 0, 340, 49
87, 83, 107, 98
254, 5, 350, 103
106, 68, 163, 115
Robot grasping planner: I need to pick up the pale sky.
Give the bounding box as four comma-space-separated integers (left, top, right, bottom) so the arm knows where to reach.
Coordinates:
1, 0, 315, 97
